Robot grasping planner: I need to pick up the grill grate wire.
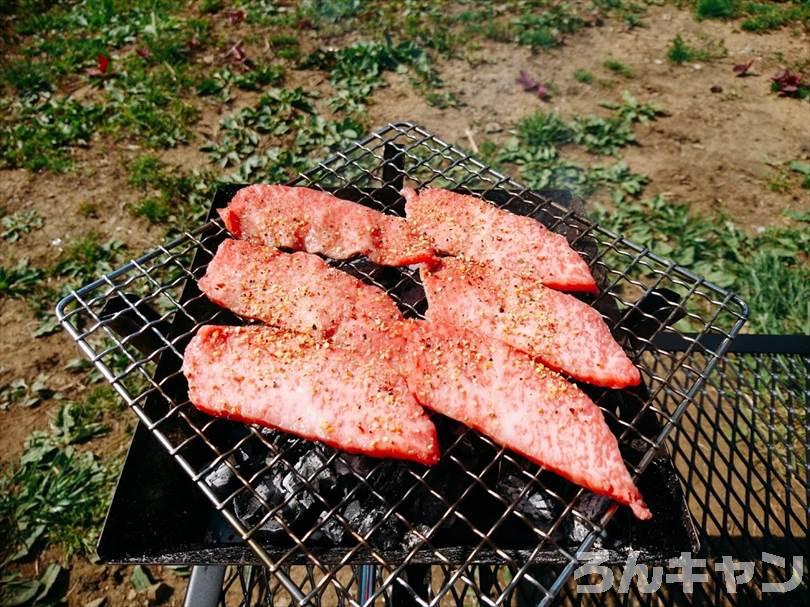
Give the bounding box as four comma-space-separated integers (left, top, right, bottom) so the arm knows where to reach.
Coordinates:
57, 123, 748, 606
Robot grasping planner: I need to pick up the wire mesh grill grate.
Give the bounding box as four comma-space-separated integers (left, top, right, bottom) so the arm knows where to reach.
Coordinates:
57, 123, 747, 606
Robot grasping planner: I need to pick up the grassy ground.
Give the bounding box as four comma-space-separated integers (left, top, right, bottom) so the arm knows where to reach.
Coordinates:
0, 1, 808, 605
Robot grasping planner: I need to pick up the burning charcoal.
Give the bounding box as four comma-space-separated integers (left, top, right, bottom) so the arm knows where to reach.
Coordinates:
496, 474, 557, 523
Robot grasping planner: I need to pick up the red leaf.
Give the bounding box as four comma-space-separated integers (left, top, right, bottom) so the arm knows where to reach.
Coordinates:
86, 53, 110, 77
224, 9, 246, 25
516, 70, 552, 100
136, 46, 151, 58
771, 70, 806, 97
225, 41, 249, 68
732, 61, 753, 77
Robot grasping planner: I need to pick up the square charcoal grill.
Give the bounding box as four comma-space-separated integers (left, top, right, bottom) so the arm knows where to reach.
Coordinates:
56, 123, 748, 605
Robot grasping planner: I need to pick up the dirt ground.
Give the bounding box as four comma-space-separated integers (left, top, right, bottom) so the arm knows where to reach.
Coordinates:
0, 3, 808, 606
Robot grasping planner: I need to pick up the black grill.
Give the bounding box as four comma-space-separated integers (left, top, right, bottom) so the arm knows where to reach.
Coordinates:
57, 123, 748, 605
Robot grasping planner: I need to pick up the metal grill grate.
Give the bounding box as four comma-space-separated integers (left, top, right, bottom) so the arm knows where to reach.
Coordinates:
56, 123, 747, 605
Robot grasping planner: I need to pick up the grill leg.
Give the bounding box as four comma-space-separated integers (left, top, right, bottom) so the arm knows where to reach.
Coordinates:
183, 565, 227, 607
392, 565, 430, 606
358, 564, 376, 605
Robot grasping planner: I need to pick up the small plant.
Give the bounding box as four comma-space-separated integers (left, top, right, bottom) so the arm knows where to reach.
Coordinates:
53, 233, 125, 283
574, 69, 594, 84
740, 2, 810, 33
789, 161, 810, 189
514, 3, 586, 49
1, 209, 44, 241
199, 0, 224, 14
0, 374, 52, 410
516, 70, 552, 99
0, 564, 64, 607
667, 35, 692, 64
0, 429, 116, 563
601, 92, 666, 124
603, 58, 633, 78
77, 201, 99, 218
696, 0, 738, 20
667, 34, 727, 64
133, 197, 172, 223
771, 70, 809, 99
0, 97, 102, 171
424, 91, 463, 109
515, 112, 575, 152
303, 0, 363, 25
767, 172, 789, 193
572, 115, 636, 155
0, 259, 44, 298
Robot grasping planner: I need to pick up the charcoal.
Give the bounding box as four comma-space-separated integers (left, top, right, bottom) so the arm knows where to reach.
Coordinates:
569, 492, 608, 544
234, 481, 274, 524
204, 460, 234, 490
496, 474, 557, 523
313, 512, 346, 545
294, 450, 338, 494
403, 524, 431, 550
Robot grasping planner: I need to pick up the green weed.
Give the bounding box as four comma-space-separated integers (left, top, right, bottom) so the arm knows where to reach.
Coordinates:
603, 58, 634, 78
600, 92, 665, 123
513, 2, 586, 49
203, 87, 362, 181
128, 155, 217, 231
132, 197, 171, 223
0, 97, 102, 171
667, 34, 727, 64
572, 115, 636, 154
53, 233, 125, 284
303, 0, 363, 25
199, 0, 224, 14
696, 0, 738, 20
0, 260, 44, 298
593, 0, 647, 28
0, 563, 64, 607
593, 196, 810, 333
1, 209, 44, 242
740, 2, 810, 32
103, 60, 200, 148
574, 69, 594, 84
425, 91, 464, 109
77, 201, 99, 219
0, 430, 116, 563
767, 172, 790, 193
0, 374, 52, 410
789, 160, 810, 189
515, 112, 575, 153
